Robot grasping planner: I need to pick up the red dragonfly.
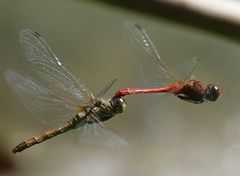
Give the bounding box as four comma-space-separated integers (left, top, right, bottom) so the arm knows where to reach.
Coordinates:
115, 22, 220, 104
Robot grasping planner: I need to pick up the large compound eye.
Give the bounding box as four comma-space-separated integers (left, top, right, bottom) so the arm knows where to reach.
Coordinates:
110, 98, 127, 114
205, 84, 220, 101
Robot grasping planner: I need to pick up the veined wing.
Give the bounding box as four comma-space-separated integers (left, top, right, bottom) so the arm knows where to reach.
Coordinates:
77, 123, 128, 148
124, 22, 200, 85
76, 79, 128, 147
4, 70, 78, 127
19, 29, 93, 105
175, 57, 199, 81
95, 78, 117, 103
124, 21, 178, 87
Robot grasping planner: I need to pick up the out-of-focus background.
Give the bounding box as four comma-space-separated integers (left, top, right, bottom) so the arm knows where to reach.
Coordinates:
1, 0, 240, 175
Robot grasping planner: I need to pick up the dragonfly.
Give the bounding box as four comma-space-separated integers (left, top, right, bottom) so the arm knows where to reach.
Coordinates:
4, 29, 127, 154
114, 22, 220, 104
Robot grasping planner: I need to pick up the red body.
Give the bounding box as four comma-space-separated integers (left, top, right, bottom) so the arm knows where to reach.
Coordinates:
114, 83, 180, 98
114, 80, 209, 104
117, 22, 220, 104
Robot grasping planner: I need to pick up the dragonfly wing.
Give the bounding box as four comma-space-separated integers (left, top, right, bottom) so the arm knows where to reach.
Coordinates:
4, 70, 77, 127
19, 29, 94, 105
95, 78, 117, 103
176, 57, 199, 81
77, 123, 128, 147
124, 21, 178, 87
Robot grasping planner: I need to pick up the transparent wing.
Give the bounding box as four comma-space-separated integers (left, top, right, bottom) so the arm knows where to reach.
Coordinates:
77, 108, 128, 147
19, 29, 94, 105
95, 78, 117, 103
124, 21, 178, 87
4, 70, 78, 127
77, 122, 129, 148
175, 57, 199, 81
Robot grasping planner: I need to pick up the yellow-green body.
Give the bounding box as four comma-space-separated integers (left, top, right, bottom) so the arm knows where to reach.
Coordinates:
12, 97, 126, 154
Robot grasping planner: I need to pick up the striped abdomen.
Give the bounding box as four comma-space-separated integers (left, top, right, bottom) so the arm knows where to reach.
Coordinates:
12, 98, 121, 154
12, 117, 80, 154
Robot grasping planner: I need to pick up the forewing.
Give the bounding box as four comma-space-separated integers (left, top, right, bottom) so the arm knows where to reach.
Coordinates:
19, 29, 93, 105
124, 21, 178, 87
4, 70, 77, 127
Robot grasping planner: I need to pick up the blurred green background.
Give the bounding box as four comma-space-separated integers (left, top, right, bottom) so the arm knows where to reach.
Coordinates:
1, 0, 240, 176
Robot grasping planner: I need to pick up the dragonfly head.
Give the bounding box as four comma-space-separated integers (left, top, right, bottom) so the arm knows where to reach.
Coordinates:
110, 97, 127, 114
204, 84, 220, 101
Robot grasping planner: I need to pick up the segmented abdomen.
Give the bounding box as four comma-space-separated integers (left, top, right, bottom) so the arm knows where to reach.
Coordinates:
12, 121, 74, 154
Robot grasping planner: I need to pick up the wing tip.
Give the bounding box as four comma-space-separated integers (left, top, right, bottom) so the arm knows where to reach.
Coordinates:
20, 28, 41, 40
123, 21, 143, 31
4, 69, 15, 83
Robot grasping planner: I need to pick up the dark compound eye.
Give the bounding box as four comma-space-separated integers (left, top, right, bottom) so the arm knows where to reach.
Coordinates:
205, 84, 220, 101
110, 98, 127, 114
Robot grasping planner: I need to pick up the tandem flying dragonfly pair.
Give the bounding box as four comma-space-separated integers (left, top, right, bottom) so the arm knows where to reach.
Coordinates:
4, 22, 220, 154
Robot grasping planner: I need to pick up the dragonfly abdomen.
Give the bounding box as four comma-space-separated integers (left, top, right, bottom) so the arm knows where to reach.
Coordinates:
12, 121, 74, 154
114, 84, 179, 98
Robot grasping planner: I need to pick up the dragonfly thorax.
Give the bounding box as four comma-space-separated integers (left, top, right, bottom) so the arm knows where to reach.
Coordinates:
175, 80, 220, 104
79, 98, 126, 125
175, 80, 206, 104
